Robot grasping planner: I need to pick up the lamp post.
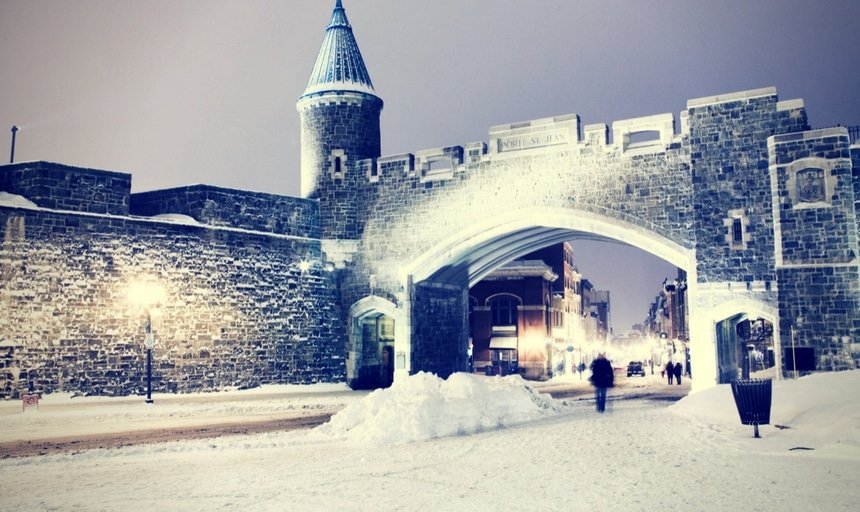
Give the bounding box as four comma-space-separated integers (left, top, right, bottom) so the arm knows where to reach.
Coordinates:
10, 125, 19, 164
128, 280, 165, 405
144, 309, 154, 404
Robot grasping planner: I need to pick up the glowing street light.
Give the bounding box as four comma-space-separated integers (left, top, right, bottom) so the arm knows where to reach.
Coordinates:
127, 280, 166, 404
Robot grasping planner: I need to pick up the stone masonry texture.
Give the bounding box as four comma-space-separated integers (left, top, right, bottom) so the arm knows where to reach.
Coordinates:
0, 164, 344, 399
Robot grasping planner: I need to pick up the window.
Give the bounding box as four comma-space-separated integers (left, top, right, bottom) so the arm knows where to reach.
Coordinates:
724, 209, 748, 250
329, 149, 346, 179
732, 218, 743, 244
490, 296, 519, 326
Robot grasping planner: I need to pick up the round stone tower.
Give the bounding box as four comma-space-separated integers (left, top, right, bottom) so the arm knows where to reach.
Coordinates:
297, 0, 383, 238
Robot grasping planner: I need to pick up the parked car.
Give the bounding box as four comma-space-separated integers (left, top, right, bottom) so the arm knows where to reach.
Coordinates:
627, 361, 646, 377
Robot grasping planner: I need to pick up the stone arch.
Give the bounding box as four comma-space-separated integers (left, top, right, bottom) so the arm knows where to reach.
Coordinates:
402, 206, 693, 288
347, 296, 398, 389
399, 206, 703, 386
707, 298, 780, 384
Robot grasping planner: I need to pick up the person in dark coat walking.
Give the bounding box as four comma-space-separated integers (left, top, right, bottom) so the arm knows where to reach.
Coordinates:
665, 361, 674, 385
589, 353, 614, 413
674, 362, 683, 385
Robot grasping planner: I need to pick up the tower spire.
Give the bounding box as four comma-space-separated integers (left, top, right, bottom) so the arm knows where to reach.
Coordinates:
296, 0, 383, 211
301, 0, 376, 98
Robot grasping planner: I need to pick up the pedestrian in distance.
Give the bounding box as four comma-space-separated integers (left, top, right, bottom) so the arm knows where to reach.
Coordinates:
589, 353, 614, 413
665, 361, 674, 385
674, 362, 682, 385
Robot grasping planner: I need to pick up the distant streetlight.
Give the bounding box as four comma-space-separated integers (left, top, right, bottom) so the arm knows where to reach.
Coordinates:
128, 281, 166, 404
10, 125, 19, 163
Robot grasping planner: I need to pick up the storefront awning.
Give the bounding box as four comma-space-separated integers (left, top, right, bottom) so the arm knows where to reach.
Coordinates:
489, 337, 518, 350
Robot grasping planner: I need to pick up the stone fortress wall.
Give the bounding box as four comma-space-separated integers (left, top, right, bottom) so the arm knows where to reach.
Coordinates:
0, 87, 858, 397
0, 162, 344, 398
327, 87, 858, 379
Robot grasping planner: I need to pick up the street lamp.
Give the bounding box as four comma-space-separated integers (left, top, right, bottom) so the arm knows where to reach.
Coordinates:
143, 308, 155, 403
128, 280, 166, 404
10, 125, 19, 164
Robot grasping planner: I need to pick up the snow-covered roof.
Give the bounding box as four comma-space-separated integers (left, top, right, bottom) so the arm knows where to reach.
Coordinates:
300, 0, 377, 99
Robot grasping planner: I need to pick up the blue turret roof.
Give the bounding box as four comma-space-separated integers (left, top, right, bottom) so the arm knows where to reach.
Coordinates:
301, 0, 377, 98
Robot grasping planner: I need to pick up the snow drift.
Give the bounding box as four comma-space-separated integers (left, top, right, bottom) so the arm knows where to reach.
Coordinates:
315, 371, 566, 444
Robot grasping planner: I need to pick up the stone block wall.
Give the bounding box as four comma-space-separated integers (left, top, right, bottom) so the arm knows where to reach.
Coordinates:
1, 162, 131, 215
0, 181, 344, 399
776, 266, 859, 371
298, 92, 383, 239
344, 126, 694, 302
410, 282, 468, 378
130, 184, 319, 237
769, 127, 859, 371
769, 128, 856, 264
852, 145, 860, 237
687, 88, 808, 283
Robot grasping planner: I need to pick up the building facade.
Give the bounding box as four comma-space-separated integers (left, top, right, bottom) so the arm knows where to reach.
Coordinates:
468, 242, 610, 380
469, 259, 558, 379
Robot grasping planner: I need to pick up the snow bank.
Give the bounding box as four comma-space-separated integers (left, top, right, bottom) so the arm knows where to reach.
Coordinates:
316, 372, 566, 445
150, 213, 200, 225
0, 191, 38, 209
671, 370, 860, 455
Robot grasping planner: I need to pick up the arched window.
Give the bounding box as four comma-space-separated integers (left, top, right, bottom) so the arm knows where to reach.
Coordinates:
489, 295, 520, 326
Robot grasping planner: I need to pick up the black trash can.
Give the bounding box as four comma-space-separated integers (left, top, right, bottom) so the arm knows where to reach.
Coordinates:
730, 379, 772, 438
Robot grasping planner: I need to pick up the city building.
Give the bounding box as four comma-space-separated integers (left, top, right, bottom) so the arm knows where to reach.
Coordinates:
468, 242, 610, 380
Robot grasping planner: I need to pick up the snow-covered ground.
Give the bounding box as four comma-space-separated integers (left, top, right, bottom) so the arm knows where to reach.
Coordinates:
1, 371, 858, 511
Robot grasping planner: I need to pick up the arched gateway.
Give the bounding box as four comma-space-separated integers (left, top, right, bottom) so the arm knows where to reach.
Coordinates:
301, 2, 859, 392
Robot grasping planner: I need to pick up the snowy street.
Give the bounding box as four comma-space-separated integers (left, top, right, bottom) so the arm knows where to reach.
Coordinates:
0, 372, 858, 511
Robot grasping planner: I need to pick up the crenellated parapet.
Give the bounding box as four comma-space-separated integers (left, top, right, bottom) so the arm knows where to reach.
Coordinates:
1, 161, 132, 216
340, 108, 689, 190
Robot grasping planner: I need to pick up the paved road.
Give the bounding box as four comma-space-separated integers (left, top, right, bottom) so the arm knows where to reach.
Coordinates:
1, 376, 690, 459
0, 413, 333, 459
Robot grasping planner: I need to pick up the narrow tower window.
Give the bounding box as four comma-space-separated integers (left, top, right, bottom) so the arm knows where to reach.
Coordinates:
732, 218, 743, 244
723, 208, 749, 250
329, 149, 347, 180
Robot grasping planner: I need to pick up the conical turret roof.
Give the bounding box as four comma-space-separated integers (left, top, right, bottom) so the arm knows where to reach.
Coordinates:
301, 0, 377, 98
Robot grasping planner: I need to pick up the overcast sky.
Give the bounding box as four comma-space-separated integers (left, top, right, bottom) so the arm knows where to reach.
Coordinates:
2, 0, 858, 331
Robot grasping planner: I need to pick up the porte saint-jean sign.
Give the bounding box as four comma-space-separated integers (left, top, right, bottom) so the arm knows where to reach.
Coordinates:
496, 128, 571, 153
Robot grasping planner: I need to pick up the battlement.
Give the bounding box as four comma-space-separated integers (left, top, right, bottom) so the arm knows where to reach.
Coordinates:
353, 87, 808, 186
0, 161, 319, 238
0, 161, 132, 215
